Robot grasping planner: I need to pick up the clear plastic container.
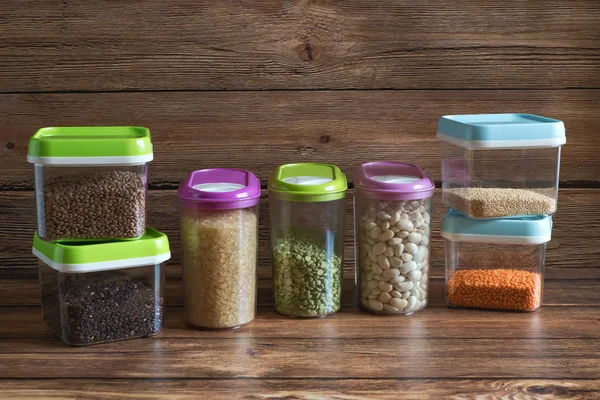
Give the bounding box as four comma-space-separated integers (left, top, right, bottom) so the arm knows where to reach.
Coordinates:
27, 127, 152, 241
178, 169, 260, 330
442, 210, 551, 312
269, 163, 347, 318
34, 228, 170, 346
354, 162, 435, 315
438, 114, 565, 219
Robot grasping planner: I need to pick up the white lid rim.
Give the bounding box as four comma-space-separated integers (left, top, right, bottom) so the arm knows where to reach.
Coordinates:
33, 248, 171, 273
441, 232, 551, 245
437, 132, 566, 149
27, 154, 153, 166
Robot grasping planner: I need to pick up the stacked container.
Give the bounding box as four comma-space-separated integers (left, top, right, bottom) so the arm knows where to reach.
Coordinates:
28, 126, 171, 345
268, 163, 347, 318
178, 169, 260, 330
354, 162, 435, 315
437, 114, 566, 312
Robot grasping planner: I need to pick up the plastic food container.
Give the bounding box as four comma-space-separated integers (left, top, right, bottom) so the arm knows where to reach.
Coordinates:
269, 163, 347, 318
34, 228, 170, 346
354, 162, 435, 315
178, 168, 260, 330
27, 126, 152, 241
437, 114, 565, 219
442, 210, 551, 312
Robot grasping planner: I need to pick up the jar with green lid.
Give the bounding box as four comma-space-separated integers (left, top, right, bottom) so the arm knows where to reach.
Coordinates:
268, 163, 347, 318
27, 126, 152, 241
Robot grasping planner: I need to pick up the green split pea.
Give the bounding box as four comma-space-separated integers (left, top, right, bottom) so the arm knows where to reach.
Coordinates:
273, 237, 342, 317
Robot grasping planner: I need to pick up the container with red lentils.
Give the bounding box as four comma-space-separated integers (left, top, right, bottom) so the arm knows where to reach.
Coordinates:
441, 210, 551, 312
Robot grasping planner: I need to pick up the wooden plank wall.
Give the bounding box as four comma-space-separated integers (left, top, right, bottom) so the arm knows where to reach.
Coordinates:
1, 1, 599, 306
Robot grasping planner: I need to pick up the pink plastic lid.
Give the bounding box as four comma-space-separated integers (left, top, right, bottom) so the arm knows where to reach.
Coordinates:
178, 168, 261, 210
354, 162, 435, 201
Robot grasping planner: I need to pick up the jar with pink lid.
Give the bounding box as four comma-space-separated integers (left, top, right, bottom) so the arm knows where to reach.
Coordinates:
354, 162, 434, 315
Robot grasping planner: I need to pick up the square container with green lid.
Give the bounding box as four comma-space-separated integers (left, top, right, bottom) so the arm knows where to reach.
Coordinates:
438, 114, 565, 219
268, 163, 347, 318
28, 127, 153, 241
34, 227, 170, 346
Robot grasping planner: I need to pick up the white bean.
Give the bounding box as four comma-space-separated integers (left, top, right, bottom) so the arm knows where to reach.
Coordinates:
368, 280, 378, 290
373, 242, 386, 255
401, 253, 413, 262
377, 255, 390, 270
383, 305, 398, 312
368, 299, 384, 311
378, 212, 392, 220
370, 226, 383, 240
390, 275, 405, 284
378, 292, 392, 304
378, 281, 393, 292
362, 221, 377, 230
407, 232, 422, 244
406, 296, 420, 312
395, 281, 414, 292
407, 269, 422, 282
401, 261, 417, 274
397, 219, 413, 231
372, 264, 383, 275
391, 290, 402, 298
390, 297, 408, 310
390, 257, 403, 268
378, 230, 395, 242
381, 221, 390, 231
388, 237, 403, 246
405, 243, 419, 255
382, 268, 400, 279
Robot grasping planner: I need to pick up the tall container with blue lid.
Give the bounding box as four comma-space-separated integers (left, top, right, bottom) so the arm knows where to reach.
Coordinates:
437, 114, 565, 219
441, 210, 552, 312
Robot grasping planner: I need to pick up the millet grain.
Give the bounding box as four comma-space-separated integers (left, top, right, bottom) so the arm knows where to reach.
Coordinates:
445, 187, 555, 218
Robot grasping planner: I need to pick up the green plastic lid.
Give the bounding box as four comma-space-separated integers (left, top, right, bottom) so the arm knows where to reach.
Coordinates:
32, 228, 171, 273
27, 126, 153, 165
268, 163, 347, 202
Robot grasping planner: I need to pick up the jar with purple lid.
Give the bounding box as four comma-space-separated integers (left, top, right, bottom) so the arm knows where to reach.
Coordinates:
354, 162, 434, 315
178, 168, 260, 329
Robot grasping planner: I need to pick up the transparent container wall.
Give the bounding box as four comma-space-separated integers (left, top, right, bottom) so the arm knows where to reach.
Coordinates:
355, 192, 431, 315
180, 204, 258, 329
441, 142, 560, 218
34, 164, 148, 241
39, 262, 164, 346
444, 239, 545, 312
269, 193, 344, 318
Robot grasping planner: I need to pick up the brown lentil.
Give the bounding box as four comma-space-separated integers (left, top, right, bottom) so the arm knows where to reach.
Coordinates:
447, 269, 542, 311
445, 187, 555, 218
42, 170, 146, 240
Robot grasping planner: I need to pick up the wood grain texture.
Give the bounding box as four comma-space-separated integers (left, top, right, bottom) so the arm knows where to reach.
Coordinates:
0, 336, 598, 379
2, 306, 599, 340
0, 379, 600, 400
2, 90, 600, 188
0, 379, 598, 399
1, 1, 599, 92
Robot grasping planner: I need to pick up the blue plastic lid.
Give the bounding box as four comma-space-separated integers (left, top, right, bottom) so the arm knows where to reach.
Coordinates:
441, 209, 552, 245
437, 113, 566, 149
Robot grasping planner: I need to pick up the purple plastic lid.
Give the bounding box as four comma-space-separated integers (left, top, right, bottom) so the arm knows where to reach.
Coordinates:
178, 168, 261, 210
354, 162, 435, 201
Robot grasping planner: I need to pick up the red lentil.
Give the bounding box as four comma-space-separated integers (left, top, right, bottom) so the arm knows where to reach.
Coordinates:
447, 269, 542, 311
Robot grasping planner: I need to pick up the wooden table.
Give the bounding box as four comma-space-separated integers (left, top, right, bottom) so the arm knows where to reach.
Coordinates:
1, 278, 599, 399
